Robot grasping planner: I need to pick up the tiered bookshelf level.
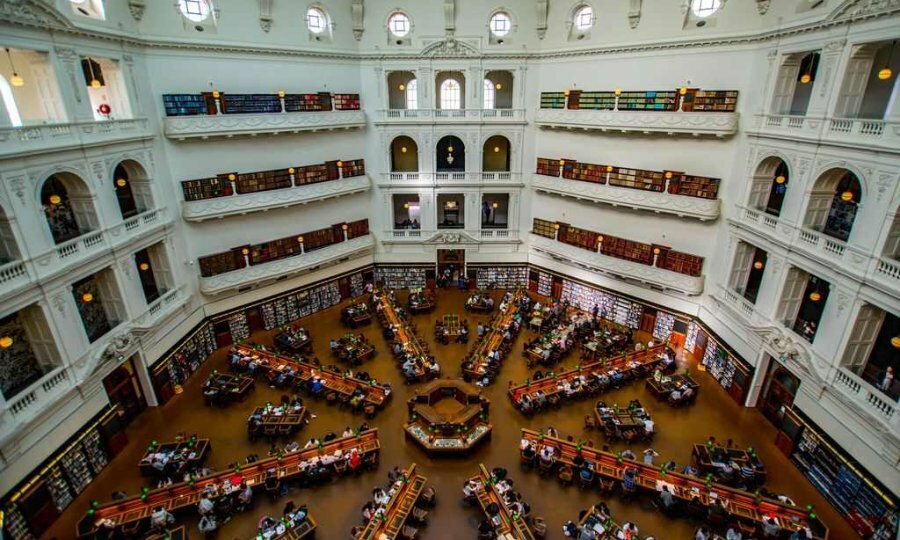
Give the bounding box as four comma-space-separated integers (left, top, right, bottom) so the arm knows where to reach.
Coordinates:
474, 266, 528, 289
532, 218, 704, 278
283, 93, 332, 112
162, 94, 216, 116
536, 158, 720, 201
180, 159, 365, 202
221, 94, 281, 114
680, 89, 739, 112
197, 220, 369, 278
161, 91, 361, 117
375, 266, 427, 289
539, 92, 567, 109
538, 88, 739, 113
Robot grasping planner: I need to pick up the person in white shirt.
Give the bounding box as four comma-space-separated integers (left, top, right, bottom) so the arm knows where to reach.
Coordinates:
150, 507, 175, 529
643, 418, 655, 434
197, 495, 214, 515
725, 526, 743, 540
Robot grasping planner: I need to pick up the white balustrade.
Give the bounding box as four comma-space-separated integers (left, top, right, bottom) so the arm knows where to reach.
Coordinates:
0, 119, 153, 158
6, 367, 71, 424
375, 109, 525, 124
753, 114, 899, 152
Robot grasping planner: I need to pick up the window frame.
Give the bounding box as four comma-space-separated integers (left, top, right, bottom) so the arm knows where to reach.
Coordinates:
178, 0, 211, 22
489, 11, 512, 37
405, 79, 418, 110
691, 0, 722, 18
306, 6, 328, 34
483, 79, 496, 110
0, 76, 23, 127
573, 4, 594, 32
440, 79, 462, 110
387, 11, 411, 38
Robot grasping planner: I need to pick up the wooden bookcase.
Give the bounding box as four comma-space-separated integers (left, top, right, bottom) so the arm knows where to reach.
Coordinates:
250, 235, 305, 265
198, 248, 247, 278
577, 91, 617, 110
536, 157, 562, 177
294, 164, 330, 186
340, 159, 366, 178
181, 177, 233, 201
162, 94, 216, 116
564, 162, 608, 184
616, 90, 677, 111
668, 174, 720, 199
539, 92, 567, 109
532, 218, 556, 239
284, 93, 332, 112
565, 90, 582, 109
680, 89, 739, 112
559, 224, 600, 250
333, 94, 361, 110
656, 247, 704, 277
607, 167, 665, 192
601, 235, 653, 265
345, 219, 370, 239
235, 169, 293, 194
220, 94, 282, 114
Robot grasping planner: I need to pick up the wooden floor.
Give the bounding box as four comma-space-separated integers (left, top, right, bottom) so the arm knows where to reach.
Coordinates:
44, 289, 861, 539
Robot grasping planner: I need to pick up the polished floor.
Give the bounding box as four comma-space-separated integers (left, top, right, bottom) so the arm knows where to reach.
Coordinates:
45, 289, 860, 539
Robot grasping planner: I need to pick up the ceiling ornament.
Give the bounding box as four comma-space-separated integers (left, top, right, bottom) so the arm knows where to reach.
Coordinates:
756, 0, 771, 14
827, 0, 900, 21
535, 0, 548, 39
352, 0, 364, 41
128, 0, 146, 21
0, 0, 72, 30
421, 38, 480, 58
258, 0, 273, 33
628, 0, 642, 29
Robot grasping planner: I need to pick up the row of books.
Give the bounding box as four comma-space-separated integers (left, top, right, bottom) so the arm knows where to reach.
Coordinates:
198, 219, 369, 278
537, 157, 720, 200
539, 88, 738, 113
532, 218, 704, 277
162, 92, 361, 117
181, 159, 365, 201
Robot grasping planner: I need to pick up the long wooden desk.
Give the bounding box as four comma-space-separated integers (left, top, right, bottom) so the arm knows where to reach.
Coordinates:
333, 334, 376, 365
139, 438, 211, 476
692, 443, 766, 484
646, 373, 699, 401
146, 525, 186, 540
408, 291, 436, 314
252, 513, 318, 539
508, 345, 665, 411
523, 318, 580, 367
578, 506, 624, 539
274, 327, 312, 353
519, 429, 827, 539
463, 292, 523, 384
341, 301, 372, 327
247, 405, 310, 438
356, 463, 428, 540
468, 464, 537, 540
375, 292, 438, 380
76, 430, 381, 538
204, 372, 254, 403
233, 345, 390, 409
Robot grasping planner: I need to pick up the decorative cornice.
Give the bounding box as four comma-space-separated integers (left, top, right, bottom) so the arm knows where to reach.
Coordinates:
182, 175, 371, 222
163, 110, 366, 141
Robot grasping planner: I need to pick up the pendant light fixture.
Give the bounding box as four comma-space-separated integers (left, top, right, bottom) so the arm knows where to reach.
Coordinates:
86, 57, 101, 89
800, 54, 814, 84
878, 40, 895, 81
5, 48, 23, 87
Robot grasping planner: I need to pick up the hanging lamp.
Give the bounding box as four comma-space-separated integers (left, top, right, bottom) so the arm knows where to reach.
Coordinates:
5, 48, 23, 87
878, 40, 895, 81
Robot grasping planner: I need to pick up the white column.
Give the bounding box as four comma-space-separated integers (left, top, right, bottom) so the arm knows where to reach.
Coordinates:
805, 39, 846, 118
50, 47, 95, 123
752, 252, 788, 321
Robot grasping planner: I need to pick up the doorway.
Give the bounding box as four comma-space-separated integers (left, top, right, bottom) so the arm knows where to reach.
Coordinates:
102, 356, 147, 426
437, 249, 465, 286
759, 359, 800, 426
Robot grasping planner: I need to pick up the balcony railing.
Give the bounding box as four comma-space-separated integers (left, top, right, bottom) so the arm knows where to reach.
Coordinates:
182, 175, 371, 222
380, 172, 523, 186
0, 118, 154, 158
832, 368, 898, 430
4, 366, 72, 427
534, 108, 739, 137
383, 229, 520, 244
0, 208, 170, 301
735, 205, 897, 294
529, 234, 704, 295
164, 110, 366, 141
199, 234, 374, 295
532, 174, 720, 221
718, 286, 757, 321
750, 114, 899, 153
375, 108, 526, 124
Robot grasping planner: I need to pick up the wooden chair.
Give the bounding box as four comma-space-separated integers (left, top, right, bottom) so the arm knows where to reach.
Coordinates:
583, 415, 596, 431
400, 525, 419, 540
531, 517, 548, 538
557, 464, 573, 486
411, 507, 428, 524
419, 486, 436, 507
333, 459, 347, 475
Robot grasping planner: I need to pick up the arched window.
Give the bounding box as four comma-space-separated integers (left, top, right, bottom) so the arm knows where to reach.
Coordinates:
691, 0, 721, 17
178, 0, 211, 22
388, 12, 410, 37
489, 12, 512, 36
406, 79, 418, 110
440, 79, 461, 110
573, 5, 594, 31
306, 7, 327, 33
41, 176, 84, 245
0, 76, 22, 127
483, 79, 496, 109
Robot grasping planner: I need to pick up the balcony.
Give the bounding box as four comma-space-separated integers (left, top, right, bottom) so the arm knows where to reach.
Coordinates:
378, 172, 524, 187
199, 234, 374, 296
182, 175, 371, 222
164, 110, 366, 141
382, 229, 520, 245
832, 369, 898, 432
0, 119, 154, 159
532, 174, 720, 221
534, 108, 738, 137
2, 366, 73, 434
0, 208, 171, 301
131, 287, 189, 333
734, 206, 898, 295
748, 114, 900, 153
374, 109, 526, 125
529, 234, 704, 295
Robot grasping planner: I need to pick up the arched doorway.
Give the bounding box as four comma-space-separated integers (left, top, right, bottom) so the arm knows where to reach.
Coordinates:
40, 173, 96, 244
804, 168, 862, 241
436, 135, 465, 172
390, 136, 418, 172
748, 156, 789, 216
482, 135, 510, 172
113, 160, 153, 219
387, 71, 417, 110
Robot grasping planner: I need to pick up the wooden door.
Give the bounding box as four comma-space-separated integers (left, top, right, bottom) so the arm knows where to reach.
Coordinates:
760, 364, 800, 426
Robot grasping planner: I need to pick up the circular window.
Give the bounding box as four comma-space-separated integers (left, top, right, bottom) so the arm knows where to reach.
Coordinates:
178, 0, 211, 22
573, 5, 593, 31
388, 12, 411, 37
306, 7, 327, 33
691, 0, 721, 18
489, 12, 512, 36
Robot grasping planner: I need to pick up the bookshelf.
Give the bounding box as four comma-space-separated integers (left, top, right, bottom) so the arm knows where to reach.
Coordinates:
565, 90, 582, 109
600, 235, 653, 265
539, 92, 567, 109
617, 90, 677, 111
350, 272, 365, 298
198, 249, 246, 278
250, 236, 304, 265
684, 322, 699, 355
564, 162, 608, 184
220, 93, 282, 114
680, 89, 739, 112
559, 279, 641, 328
531, 218, 556, 239
608, 167, 666, 192
284, 92, 332, 112
226, 312, 250, 342
576, 91, 617, 110
235, 169, 293, 194
303, 226, 339, 252
653, 311, 675, 341
294, 163, 330, 186
668, 174, 720, 200
536, 271, 552, 297
181, 177, 234, 201
657, 249, 703, 277
375, 266, 427, 289
345, 219, 370, 239
536, 157, 562, 177
162, 94, 215, 116
333, 93, 361, 110
340, 159, 366, 178
474, 266, 527, 289
150, 323, 217, 404
559, 224, 600, 251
